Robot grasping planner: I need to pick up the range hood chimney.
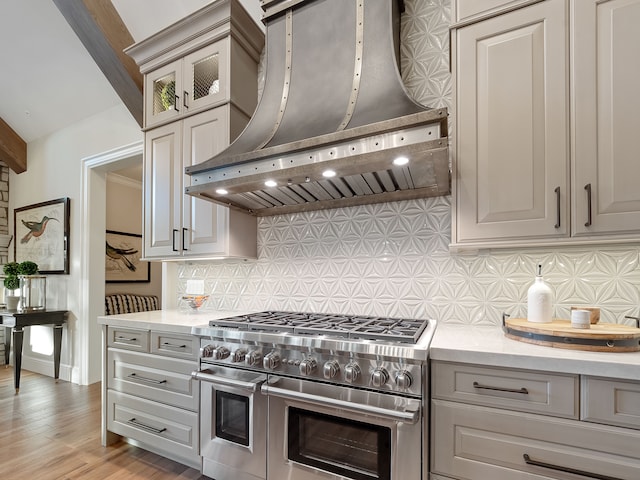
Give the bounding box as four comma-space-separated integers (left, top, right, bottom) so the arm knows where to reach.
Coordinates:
186, 0, 449, 216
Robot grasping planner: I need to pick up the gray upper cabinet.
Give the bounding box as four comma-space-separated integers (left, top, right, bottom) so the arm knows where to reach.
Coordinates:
571, 0, 640, 237
451, 0, 640, 251
451, 0, 569, 248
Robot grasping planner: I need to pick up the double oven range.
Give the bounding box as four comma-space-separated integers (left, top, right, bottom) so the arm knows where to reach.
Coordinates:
191, 311, 436, 480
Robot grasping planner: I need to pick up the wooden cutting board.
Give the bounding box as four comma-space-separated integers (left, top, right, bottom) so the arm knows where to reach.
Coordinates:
504, 318, 640, 352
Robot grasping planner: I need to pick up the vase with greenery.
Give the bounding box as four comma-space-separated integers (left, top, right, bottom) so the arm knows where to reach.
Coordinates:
3, 261, 42, 311
4, 262, 21, 310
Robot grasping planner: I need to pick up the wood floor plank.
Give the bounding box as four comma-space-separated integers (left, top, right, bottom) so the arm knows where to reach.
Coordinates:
0, 367, 209, 479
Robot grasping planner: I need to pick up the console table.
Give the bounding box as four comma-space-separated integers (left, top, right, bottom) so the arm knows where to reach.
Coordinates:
1, 310, 68, 393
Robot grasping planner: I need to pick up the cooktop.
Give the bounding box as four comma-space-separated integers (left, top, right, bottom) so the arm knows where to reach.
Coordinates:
207, 311, 430, 344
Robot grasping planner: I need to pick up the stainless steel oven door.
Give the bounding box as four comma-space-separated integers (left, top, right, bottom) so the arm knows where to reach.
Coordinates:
262, 376, 423, 480
192, 364, 267, 480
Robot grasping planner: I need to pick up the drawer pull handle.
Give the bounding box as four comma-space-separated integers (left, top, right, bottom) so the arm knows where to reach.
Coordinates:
127, 373, 167, 385
116, 336, 137, 342
523, 454, 622, 480
127, 418, 167, 435
473, 381, 528, 395
163, 342, 187, 349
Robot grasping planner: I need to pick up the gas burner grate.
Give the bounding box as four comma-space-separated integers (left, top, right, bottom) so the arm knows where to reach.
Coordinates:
208, 311, 429, 344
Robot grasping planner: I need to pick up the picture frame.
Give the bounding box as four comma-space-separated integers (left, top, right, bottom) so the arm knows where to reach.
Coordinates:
14, 197, 70, 274
105, 230, 150, 283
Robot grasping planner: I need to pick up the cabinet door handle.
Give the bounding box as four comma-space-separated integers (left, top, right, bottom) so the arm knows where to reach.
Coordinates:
523, 454, 622, 480
584, 183, 592, 227
172, 229, 179, 252
554, 186, 561, 228
127, 372, 167, 385
183, 91, 189, 109
174, 94, 180, 112
182, 228, 188, 251
473, 381, 528, 395
127, 418, 167, 435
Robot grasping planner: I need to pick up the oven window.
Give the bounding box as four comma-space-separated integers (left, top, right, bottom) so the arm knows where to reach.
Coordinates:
215, 390, 250, 446
288, 407, 391, 480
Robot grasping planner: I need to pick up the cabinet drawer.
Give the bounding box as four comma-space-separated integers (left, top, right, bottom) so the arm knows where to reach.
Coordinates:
454, 0, 533, 23
107, 349, 198, 411
107, 390, 199, 467
107, 326, 149, 352
582, 376, 640, 430
432, 361, 578, 418
432, 399, 640, 480
150, 331, 199, 360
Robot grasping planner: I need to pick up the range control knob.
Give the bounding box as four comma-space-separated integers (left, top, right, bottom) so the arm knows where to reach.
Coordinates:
212, 346, 230, 360
200, 344, 215, 358
231, 349, 247, 363
263, 352, 281, 370
299, 358, 317, 376
394, 370, 413, 389
371, 368, 389, 387
344, 363, 361, 383
323, 360, 340, 379
246, 351, 262, 367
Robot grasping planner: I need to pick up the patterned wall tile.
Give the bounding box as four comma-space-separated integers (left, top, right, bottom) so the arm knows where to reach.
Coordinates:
177, 0, 640, 327
179, 193, 640, 326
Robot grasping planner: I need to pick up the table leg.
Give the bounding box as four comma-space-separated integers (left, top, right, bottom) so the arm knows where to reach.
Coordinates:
3, 326, 10, 367
13, 327, 24, 394
53, 325, 63, 380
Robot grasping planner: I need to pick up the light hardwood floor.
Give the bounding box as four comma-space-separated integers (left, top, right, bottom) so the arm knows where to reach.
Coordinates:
0, 367, 209, 479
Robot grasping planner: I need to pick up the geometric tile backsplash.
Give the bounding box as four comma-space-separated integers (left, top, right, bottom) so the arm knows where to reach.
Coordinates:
178, 0, 640, 326
178, 195, 640, 326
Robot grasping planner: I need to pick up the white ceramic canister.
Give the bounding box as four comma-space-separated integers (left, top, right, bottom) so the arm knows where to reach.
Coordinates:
571, 309, 591, 329
527, 264, 553, 323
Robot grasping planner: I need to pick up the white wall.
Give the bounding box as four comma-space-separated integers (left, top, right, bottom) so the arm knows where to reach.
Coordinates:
9, 104, 141, 384
105, 173, 161, 298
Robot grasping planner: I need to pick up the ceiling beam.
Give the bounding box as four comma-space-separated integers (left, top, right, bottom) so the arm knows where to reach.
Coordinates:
53, 0, 143, 127
0, 117, 27, 174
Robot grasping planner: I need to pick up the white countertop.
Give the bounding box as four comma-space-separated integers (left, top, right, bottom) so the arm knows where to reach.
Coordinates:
431, 324, 640, 382
97, 309, 254, 334
98, 310, 640, 382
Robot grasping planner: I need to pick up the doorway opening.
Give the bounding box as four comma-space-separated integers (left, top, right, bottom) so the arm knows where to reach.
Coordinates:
80, 141, 142, 384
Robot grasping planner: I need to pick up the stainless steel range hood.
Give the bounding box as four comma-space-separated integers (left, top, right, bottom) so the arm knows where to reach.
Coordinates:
185, 0, 449, 217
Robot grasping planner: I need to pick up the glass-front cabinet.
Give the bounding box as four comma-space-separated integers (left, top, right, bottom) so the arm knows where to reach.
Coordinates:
144, 39, 229, 128
126, 0, 264, 261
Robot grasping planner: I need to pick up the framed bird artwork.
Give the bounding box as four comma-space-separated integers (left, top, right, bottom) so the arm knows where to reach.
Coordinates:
14, 197, 70, 274
105, 230, 150, 283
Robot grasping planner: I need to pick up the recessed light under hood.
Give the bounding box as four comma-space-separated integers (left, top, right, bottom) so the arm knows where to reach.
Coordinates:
185, 0, 449, 217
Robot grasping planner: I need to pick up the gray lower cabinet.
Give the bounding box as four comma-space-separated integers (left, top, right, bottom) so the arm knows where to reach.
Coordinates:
582, 376, 640, 430
431, 361, 640, 480
103, 326, 200, 469
107, 390, 199, 463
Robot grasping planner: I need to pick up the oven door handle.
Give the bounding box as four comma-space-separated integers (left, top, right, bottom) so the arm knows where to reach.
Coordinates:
191, 369, 267, 392
261, 383, 420, 424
